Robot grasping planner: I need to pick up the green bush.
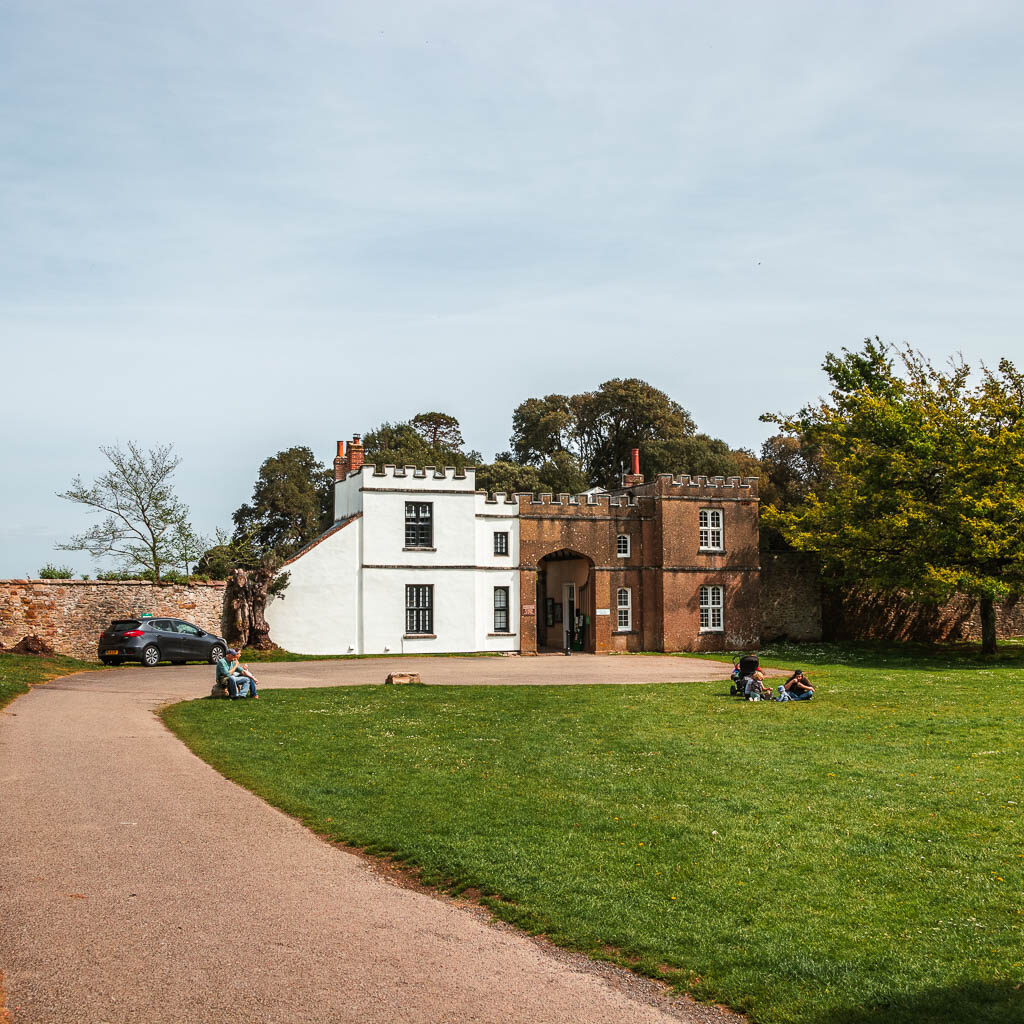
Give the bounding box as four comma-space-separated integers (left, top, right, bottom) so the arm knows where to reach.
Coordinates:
37, 563, 74, 579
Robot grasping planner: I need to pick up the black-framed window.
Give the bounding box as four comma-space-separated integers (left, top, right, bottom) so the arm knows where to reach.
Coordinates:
493, 531, 509, 555
493, 587, 510, 632
405, 502, 433, 548
405, 584, 434, 634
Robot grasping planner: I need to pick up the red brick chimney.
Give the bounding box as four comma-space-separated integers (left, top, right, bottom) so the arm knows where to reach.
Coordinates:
622, 447, 644, 488
334, 440, 349, 481
348, 434, 365, 473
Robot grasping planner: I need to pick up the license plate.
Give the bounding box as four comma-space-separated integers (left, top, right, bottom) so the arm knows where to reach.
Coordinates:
105, 649, 119, 655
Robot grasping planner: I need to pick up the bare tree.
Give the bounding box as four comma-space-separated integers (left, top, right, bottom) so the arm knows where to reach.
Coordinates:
57, 442, 195, 582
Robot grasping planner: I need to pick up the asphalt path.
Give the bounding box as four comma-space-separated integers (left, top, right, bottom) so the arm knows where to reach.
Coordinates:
1, 655, 748, 1024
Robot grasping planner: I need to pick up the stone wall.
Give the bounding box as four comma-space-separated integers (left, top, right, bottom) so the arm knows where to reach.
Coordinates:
760, 552, 823, 642
0, 580, 227, 660
759, 555, 1024, 644
825, 589, 1024, 643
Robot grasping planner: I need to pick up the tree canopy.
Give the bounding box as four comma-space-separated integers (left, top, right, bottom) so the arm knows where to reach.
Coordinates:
509, 378, 747, 489
231, 446, 333, 561
763, 339, 1024, 652
361, 415, 481, 471
57, 442, 201, 581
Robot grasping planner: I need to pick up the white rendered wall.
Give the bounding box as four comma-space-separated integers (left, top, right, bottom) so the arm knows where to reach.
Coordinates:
265, 517, 362, 655
276, 467, 523, 655
333, 472, 364, 522
353, 470, 521, 654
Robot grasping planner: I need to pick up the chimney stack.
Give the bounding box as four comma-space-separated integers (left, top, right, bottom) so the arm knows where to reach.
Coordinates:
334, 440, 349, 481
622, 447, 644, 488
348, 433, 365, 473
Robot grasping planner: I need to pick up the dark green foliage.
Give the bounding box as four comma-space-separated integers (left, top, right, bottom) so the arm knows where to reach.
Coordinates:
474, 452, 588, 496
764, 339, 1024, 652
362, 414, 481, 471
509, 379, 748, 489
165, 644, 1024, 1024
36, 563, 74, 579
231, 446, 333, 561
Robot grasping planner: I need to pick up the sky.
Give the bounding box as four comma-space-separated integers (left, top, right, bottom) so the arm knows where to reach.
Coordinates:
2, 0, 1022, 578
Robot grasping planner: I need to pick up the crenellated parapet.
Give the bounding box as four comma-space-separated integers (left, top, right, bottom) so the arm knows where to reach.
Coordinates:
355, 464, 477, 490
479, 491, 520, 505
507, 491, 643, 514
642, 474, 760, 499
366, 464, 472, 480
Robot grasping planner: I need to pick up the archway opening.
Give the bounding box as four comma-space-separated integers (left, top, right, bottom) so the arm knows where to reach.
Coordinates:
535, 549, 595, 653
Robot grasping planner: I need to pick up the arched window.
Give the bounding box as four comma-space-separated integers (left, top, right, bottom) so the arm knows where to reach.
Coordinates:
616, 534, 630, 557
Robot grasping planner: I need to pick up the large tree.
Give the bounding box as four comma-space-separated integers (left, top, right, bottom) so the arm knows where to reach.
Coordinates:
763, 339, 1024, 653
232, 446, 333, 561
362, 413, 481, 470
510, 378, 745, 488
57, 442, 199, 582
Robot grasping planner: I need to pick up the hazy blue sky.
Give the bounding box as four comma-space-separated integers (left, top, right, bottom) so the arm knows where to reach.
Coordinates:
3, 0, 1022, 578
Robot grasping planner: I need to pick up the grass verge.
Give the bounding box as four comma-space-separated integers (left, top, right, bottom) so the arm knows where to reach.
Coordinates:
162, 644, 1024, 1024
0, 653, 102, 710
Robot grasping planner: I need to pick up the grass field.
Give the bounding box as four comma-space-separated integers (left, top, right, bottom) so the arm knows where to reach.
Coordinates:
162, 644, 1024, 1024
0, 653, 101, 710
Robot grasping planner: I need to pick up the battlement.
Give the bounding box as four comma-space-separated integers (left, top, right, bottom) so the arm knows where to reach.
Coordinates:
645, 474, 760, 498
479, 491, 519, 505
355, 463, 476, 489
504, 491, 639, 510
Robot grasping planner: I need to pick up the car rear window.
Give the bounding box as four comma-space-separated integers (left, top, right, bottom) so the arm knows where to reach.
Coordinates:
110, 620, 141, 631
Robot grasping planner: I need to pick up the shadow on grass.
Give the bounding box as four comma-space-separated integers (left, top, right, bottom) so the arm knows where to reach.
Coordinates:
818, 980, 1023, 1024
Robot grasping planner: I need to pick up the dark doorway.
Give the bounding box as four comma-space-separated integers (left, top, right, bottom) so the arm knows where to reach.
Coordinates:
535, 549, 594, 653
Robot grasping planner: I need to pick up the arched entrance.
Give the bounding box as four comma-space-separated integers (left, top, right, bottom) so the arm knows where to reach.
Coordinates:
535, 549, 595, 653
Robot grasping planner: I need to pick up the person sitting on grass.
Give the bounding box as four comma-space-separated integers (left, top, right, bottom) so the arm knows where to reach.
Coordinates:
744, 670, 773, 701
783, 669, 814, 701
216, 648, 260, 700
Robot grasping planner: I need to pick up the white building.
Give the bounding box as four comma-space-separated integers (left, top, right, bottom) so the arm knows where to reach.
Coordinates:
265, 437, 520, 655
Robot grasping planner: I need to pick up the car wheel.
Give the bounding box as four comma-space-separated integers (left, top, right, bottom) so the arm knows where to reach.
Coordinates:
142, 645, 161, 668
208, 644, 225, 665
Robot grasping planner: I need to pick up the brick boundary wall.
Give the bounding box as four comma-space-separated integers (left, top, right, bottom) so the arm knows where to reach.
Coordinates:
759, 552, 823, 643
0, 580, 228, 661
824, 588, 1024, 644
760, 554, 1024, 645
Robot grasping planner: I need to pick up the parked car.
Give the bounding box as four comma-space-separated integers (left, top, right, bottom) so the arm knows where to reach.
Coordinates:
98, 617, 227, 667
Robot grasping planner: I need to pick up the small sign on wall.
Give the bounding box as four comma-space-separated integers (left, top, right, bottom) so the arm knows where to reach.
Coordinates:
596, 608, 610, 616
522, 604, 536, 616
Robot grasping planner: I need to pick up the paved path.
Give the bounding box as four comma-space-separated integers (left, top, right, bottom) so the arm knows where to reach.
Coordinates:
1, 655, 745, 1024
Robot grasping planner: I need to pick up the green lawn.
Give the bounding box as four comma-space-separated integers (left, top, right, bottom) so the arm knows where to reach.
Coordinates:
162, 644, 1024, 1024
0, 653, 101, 710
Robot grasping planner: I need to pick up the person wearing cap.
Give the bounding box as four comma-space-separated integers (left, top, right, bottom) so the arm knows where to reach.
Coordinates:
215, 648, 260, 699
